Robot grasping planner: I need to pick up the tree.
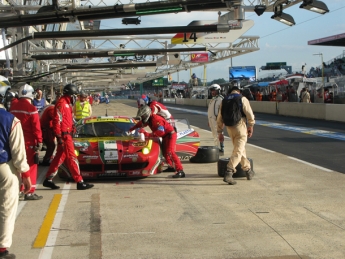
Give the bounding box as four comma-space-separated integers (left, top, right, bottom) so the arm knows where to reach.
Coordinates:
210, 78, 227, 85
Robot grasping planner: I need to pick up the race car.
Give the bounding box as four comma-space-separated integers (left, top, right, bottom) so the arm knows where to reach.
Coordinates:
58, 116, 200, 180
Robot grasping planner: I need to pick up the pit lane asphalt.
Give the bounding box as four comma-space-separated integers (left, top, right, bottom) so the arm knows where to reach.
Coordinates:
13, 99, 345, 259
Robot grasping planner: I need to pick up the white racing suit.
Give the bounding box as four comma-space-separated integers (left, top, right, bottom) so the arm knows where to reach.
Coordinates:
208, 95, 224, 150
0, 105, 30, 249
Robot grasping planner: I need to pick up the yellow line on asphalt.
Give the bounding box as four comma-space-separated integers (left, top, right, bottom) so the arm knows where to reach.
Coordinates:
33, 194, 62, 248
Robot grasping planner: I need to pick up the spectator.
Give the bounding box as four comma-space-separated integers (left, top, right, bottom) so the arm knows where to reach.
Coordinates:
0, 89, 31, 259
105, 94, 109, 104
33, 88, 48, 113
207, 84, 224, 153
42, 84, 94, 190
300, 88, 311, 103
73, 90, 92, 120
88, 93, 93, 106
191, 73, 198, 86
325, 92, 334, 103
217, 86, 255, 185
255, 90, 262, 101
93, 94, 99, 105
129, 105, 185, 178
10, 84, 43, 200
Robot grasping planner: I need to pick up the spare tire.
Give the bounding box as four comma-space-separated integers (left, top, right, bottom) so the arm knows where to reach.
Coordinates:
217, 157, 254, 178
189, 146, 219, 163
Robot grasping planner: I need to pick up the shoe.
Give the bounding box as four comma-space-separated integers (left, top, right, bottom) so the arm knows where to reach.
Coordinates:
0, 250, 16, 258
219, 148, 224, 153
19, 192, 24, 201
172, 171, 185, 178
77, 181, 94, 190
39, 160, 51, 166
246, 169, 255, 180
223, 170, 237, 185
43, 179, 60, 189
24, 193, 43, 200
162, 167, 175, 172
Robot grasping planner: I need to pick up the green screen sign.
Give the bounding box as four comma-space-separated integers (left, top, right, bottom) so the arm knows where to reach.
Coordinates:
152, 77, 164, 86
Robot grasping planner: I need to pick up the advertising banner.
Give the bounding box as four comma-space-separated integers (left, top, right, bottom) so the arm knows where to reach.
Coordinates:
191, 53, 209, 63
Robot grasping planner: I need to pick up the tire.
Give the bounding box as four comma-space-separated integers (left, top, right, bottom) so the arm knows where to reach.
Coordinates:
189, 146, 219, 163
217, 158, 254, 178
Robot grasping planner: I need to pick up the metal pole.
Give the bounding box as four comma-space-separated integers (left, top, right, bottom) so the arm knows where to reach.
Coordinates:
1, 29, 10, 78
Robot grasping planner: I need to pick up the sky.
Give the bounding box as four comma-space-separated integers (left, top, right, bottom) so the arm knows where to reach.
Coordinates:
98, 0, 345, 83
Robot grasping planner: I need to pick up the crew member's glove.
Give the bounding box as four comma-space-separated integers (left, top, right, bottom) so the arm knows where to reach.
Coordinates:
56, 135, 64, 146
34, 143, 43, 152
138, 128, 150, 137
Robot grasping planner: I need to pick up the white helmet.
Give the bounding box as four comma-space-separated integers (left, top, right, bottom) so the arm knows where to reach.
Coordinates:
18, 84, 35, 100
210, 84, 221, 91
137, 105, 152, 123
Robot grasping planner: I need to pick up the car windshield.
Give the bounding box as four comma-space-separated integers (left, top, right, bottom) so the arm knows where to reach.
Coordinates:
76, 121, 139, 138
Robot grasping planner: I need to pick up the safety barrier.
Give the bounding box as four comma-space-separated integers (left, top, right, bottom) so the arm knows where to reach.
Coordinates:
158, 97, 345, 123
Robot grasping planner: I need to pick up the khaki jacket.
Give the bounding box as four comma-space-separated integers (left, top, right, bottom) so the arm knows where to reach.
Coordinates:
216, 91, 255, 133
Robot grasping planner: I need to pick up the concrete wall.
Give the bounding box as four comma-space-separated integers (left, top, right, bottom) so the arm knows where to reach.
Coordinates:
325, 104, 345, 122
250, 101, 277, 115
155, 97, 345, 123
279, 103, 326, 120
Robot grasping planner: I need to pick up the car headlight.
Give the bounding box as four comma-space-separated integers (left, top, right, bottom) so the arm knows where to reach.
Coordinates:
142, 139, 152, 155
74, 149, 79, 156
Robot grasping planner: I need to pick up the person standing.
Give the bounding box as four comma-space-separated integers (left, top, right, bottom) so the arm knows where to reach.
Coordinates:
73, 90, 92, 121
300, 88, 311, 103
10, 84, 44, 200
217, 86, 255, 185
88, 93, 93, 106
39, 104, 56, 166
33, 88, 48, 113
43, 84, 94, 190
129, 105, 185, 178
0, 90, 32, 259
207, 84, 224, 153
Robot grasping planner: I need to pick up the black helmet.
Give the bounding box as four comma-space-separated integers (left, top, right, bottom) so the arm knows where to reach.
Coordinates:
63, 84, 79, 96
137, 105, 152, 123
79, 90, 88, 98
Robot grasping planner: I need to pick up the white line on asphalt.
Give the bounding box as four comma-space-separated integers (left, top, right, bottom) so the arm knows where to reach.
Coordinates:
16, 201, 27, 219
287, 156, 333, 172
247, 144, 276, 153
38, 183, 71, 259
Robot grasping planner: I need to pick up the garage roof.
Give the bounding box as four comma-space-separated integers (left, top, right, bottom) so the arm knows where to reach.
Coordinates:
308, 32, 345, 47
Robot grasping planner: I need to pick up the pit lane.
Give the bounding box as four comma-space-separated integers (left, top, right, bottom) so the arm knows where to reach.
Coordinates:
12, 99, 345, 259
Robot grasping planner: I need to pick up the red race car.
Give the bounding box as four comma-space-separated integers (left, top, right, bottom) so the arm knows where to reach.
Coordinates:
58, 116, 199, 179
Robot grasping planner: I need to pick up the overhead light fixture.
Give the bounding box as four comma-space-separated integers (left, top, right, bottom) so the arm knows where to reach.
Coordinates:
299, 0, 329, 14
271, 5, 295, 26
254, 5, 266, 16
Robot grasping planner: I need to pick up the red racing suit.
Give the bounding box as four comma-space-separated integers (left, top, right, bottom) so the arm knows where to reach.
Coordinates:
45, 95, 83, 182
149, 101, 172, 120
40, 105, 56, 163
10, 98, 43, 193
129, 114, 183, 171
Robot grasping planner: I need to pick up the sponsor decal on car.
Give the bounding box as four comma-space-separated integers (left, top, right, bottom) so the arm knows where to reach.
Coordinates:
177, 129, 194, 138
74, 141, 90, 147
104, 151, 118, 160
105, 160, 118, 164
98, 172, 127, 177
123, 154, 138, 158
82, 155, 98, 159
